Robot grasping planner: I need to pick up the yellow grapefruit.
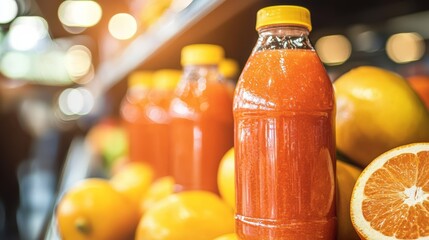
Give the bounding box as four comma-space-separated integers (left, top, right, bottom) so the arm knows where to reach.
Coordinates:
334, 66, 429, 167
135, 191, 234, 240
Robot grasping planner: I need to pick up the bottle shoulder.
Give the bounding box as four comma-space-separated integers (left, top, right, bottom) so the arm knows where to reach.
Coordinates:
234, 49, 334, 111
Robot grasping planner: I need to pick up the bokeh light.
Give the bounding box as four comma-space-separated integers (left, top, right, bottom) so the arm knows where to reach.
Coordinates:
58, 87, 94, 116
58, 0, 102, 28
0, 0, 18, 24
315, 34, 352, 66
65, 45, 92, 81
0, 52, 32, 79
34, 50, 70, 84
108, 13, 137, 40
8, 16, 49, 51
386, 32, 425, 63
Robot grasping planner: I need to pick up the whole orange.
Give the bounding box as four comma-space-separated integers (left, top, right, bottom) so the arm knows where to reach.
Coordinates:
335, 66, 429, 167
336, 160, 362, 240
140, 176, 174, 214
407, 75, 429, 109
136, 191, 234, 240
56, 178, 139, 240
110, 162, 154, 213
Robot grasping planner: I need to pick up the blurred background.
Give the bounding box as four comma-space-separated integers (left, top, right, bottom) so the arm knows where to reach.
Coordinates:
0, 0, 429, 239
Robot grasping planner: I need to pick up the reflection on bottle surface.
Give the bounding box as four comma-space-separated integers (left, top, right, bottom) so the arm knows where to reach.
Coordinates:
235, 110, 335, 239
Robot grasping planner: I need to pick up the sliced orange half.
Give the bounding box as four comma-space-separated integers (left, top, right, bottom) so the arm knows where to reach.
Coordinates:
350, 142, 429, 239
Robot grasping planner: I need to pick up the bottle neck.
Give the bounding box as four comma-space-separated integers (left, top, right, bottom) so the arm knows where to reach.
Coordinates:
174, 64, 224, 98
182, 64, 222, 82
254, 25, 313, 53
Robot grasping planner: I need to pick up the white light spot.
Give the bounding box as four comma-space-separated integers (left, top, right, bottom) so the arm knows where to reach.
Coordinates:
58, 0, 102, 27
108, 13, 137, 40
315, 35, 352, 66
8, 16, 49, 51
65, 45, 92, 80
386, 32, 425, 64
58, 88, 94, 116
0, 0, 18, 24
0, 51, 31, 79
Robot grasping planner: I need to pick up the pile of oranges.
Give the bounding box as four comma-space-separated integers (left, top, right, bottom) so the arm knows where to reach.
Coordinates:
56, 148, 365, 240
56, 66, 429, 240
55, 159, 236, 240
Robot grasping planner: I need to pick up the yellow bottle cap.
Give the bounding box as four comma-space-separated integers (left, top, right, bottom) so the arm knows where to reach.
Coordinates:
181, 44, 224, 66
128, 71, 153, 88
256, 5, 312, 31
153, 69, 182, 90
219, 58, 239, 79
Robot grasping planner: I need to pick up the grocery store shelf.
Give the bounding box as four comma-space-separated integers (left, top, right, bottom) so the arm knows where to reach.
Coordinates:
88, 0, 224, 98
87, 0, 261, 99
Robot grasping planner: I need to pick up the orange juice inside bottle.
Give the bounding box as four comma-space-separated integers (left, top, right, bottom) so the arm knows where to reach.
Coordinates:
169, 44, 234, 193
144, 69, 181, 178
120, 71, 153, 164
233, 6, 336, 239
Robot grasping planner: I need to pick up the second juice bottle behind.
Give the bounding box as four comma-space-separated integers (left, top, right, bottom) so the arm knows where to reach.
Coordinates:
121, 69, 181, 179
169, 44, 234, 193
146, 69, 182, 178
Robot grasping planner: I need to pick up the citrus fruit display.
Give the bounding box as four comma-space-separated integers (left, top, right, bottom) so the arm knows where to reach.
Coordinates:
213, 233, 238, 240
350, 142, 429, 239
56, 179, 139, 240
140, 176, 174, 214
86, 118, 129, 169
217, 147, 235, 210
110, 162, 154, 213
407, 75, 429, 109
135, 191, 234, 240
336, 160, 362, 240
334, 66, 429, 167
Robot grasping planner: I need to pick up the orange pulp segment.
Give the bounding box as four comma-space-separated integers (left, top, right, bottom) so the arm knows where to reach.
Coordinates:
351, 142, 429, 239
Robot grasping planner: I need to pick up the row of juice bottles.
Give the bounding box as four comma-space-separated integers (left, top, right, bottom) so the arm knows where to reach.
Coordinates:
120, 44, 238, 194
120, 5, 337, 239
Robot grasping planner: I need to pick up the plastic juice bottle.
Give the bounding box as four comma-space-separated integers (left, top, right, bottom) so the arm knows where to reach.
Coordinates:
169, 44, 234, 193
233, 6, 336, 239
120, 71, 153, 164
145, 69, 181, 178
